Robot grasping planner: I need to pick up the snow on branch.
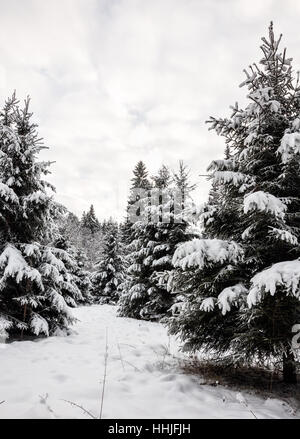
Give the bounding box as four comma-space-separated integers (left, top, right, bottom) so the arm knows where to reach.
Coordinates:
49, 247, 74, 266
0, 244, 43, 289
217, 284, 248, 315
172, 238, 244, 270
30, 313, 49, 336
200, 284, 247, 315
49, 288, 72, 314
277, 132, 300, 163
200, 297, 216, 312
40, 262, 61, 281
244, 191, 287, 219
0, 315, 13, 341
213, 171, 253, 188
268, 227, 298, 245
23, 190, 49, 205
152, 255, 171, 267
207, 159, 235, 172
247, 259, 300, 307
0, 125, 20, 152
0, 183, 18, 204
21, 243, 42, 258
128, 283, 146, 300
43, 248, 66, 271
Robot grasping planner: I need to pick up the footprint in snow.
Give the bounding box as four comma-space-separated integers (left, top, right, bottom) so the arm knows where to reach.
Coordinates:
159, 374, 177, 382
53, 374, 69, 383
138, 326, 149, 332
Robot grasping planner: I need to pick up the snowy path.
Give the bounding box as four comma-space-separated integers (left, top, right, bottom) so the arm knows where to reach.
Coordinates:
0, 305, 298, 419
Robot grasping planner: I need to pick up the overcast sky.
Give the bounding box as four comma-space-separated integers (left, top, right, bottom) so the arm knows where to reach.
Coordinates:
1, 0, 300, 221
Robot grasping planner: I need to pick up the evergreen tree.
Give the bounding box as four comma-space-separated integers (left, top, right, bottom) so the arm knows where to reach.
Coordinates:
0, 95, 82, 339
81, 211, 87, 226
119, 163, 194, 320
121, 161, 151, 247
169, 24, 300, 382
72, 248, 92, 304
118, 162, 152, 317
81, 205, 100, 235
91, 220, 124, 304
130, 161, 150, 191
54, 214, 92, 304
80, 205, 103, 269
172, 161, 196, 208
62, 211, 82, 248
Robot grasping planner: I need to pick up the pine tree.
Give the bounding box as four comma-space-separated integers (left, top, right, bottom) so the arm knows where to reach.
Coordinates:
72, 248, 92, 304
172, 161, 196, 207
119, 163, 194, 320
127, 165, 173, 320
54, 212, 92, 304
131, 161, 150, 191
80, 205, 103, 269
118, 162, 152, 317
61, 211, 82, 249
121, 161, 151, 247
81, 205, 100, 235
169, 24, 300, 382
81, 211, 87, 226
0, 95, 82, 339
91, 220, 124, 304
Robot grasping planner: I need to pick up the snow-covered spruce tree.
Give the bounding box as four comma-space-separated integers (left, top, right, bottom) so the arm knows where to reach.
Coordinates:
121, 160, 151, 248
118, 161, 152, 318
131, 165, 174, 319
53, 230, 92, 305
55, 209, 93, 303
91, 219, 124, 304
139, 164, 196, 320
80, 205, 103, 269
168, 24, 300, 382
119, 163, 194, 320
154, 162, 197, 317
173, 161, 197, 209
72, 248, 92, 304
81, 204, 101, 235
59, 211, 82, 249
0, 95, 82, 339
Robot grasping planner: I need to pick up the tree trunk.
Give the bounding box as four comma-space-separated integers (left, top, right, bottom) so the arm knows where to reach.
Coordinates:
283, 351, 297, 384
20, 303, 27, 340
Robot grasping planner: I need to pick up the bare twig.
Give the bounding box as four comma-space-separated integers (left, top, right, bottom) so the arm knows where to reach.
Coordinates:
236, 394, 258, 419
39, 393, 56, 417
249, 408, 258, 419
62, 399, 97, 419
118, 343, 137, 349
116, 338, 125, 371
123, 360, 141, 372
99, 327, 109, 419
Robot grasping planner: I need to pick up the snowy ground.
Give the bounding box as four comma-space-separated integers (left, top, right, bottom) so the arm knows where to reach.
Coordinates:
0, 305, 298, 419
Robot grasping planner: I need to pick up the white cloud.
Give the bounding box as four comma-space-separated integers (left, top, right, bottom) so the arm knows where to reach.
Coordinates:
0, 0, 299, 220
